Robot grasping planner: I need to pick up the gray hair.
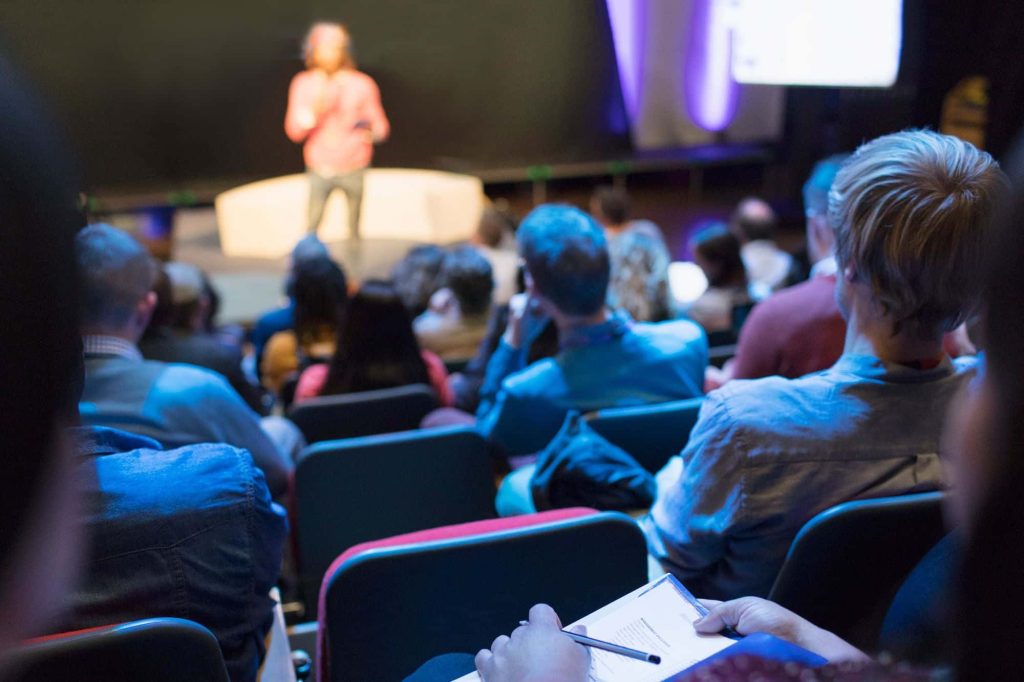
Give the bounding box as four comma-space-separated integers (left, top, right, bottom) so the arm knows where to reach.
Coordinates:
829, 129, 1008, 336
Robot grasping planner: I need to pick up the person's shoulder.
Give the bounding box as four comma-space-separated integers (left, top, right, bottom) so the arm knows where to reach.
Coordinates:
708, 372, 820, 425
154, 361, 239, 401
634, 318, 707, 349
350, 69, 380, 89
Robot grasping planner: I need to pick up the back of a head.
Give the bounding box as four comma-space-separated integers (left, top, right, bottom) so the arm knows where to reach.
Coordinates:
391, 244, 445, 316
691, 222, 746, 288
608, 229, 672, 322
327, 279, 428, 394
518, 204, 610, 317
76, 224, 156, 333
829, 129, 1007, 337
441, 246, 494, 316
729, 197, 778, 243
476, 206, 516, 248
591, 185, 630, 226
291, 255, 348, 341
803, 154, 851, 217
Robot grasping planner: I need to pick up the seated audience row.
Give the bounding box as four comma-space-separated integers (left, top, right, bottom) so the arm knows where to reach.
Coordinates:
415, 127, 1013, 682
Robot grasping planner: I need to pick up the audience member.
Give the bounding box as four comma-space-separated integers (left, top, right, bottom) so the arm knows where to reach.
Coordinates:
644, 130, 1003, 600
391, 244, 446, 317
711, 155, 850, 387
472, 205, 519, 304
261, 254, 347, 395
295, 279, 453, 405
414, 245, 495, 360
730, 196, 793, 294
589, 184, 664, 243
140, 261, 266, 413
250, 235, 331, 380
607, 228, 674, 323
476, 204, 707, 462
0, 55, 86, 664
75, 224, 299, 498
686, 223, 753, 335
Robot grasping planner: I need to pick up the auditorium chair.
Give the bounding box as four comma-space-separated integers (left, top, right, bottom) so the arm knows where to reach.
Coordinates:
286, 383, 437, 443
293, 425, 497, 613
316, 509, 648, 682
768, 491, 946, 651
586, 397, 705, 473
5, 618, 229, 682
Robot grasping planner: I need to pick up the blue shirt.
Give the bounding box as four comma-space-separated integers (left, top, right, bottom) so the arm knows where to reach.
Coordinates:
251, 305, 294, 379
644, 353, 977, 600
79, 340, 290, 497
63, 426, 287, 682
476, 311, 707, 456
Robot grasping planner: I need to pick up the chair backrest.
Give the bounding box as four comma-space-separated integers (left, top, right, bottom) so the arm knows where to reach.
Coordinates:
767, 491, 947, 651
586, 397, 704, 472
6, 618, 229, 682
318, 510, 649, 682
287, 383, 437, 443
294, 425, 497, 611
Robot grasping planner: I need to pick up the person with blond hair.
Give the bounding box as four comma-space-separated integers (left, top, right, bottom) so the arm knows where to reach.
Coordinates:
644, 130, 1006, 600
285, 22, 389, 237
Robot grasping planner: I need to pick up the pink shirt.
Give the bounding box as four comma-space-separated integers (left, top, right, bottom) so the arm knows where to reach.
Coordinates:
284, 69, 390, 173
293, 351, 454, 407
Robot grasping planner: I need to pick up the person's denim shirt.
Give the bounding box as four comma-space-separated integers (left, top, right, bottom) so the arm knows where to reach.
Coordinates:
62, 426, 287, 682
643, 353, 977, 601
476, 310, 708, 456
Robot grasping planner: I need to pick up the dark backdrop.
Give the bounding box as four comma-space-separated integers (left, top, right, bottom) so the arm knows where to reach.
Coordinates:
0, 1, 629, 194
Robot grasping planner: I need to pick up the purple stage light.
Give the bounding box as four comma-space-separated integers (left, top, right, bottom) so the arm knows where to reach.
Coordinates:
684, 0, 741, 132
605, 0, 648, 123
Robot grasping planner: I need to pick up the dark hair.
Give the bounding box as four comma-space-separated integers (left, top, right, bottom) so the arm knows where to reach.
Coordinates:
441, 246, 494, 316
955, 137, 1024, 678
76, 223, 157, 330
691, 223, 747, 288
391, 244, 445, 316
802, 154, 851, 216
476, 205, 517, 248
322, 280, 430, 395
291, 256, 348, 346
0, 56, 82, 580
729, 197, 778, 242
519, 205, 610, 317
592, 185, 630, 225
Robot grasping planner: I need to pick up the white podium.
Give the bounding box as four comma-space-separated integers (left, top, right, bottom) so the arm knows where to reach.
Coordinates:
214, 168, 484, 259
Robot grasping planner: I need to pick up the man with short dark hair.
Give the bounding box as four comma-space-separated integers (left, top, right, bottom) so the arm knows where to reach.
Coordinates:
76, 224, 299, 497
414, 245, 495, 359
476, 204, 707, 463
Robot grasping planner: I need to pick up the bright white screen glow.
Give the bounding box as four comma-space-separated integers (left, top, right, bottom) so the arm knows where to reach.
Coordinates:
730, 0, 903, 87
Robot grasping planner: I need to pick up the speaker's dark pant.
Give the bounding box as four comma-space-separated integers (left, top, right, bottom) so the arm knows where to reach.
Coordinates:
307, 168, 365, 238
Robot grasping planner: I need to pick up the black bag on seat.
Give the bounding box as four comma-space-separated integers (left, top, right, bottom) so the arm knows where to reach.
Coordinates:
530, 411, 655, 511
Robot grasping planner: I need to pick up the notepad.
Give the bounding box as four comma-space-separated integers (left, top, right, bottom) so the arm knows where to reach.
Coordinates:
453, 574, 735, 682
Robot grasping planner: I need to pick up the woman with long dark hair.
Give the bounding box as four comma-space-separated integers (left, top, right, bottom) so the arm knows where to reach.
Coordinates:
294, 279, 453, 405
261, 255, 348, 395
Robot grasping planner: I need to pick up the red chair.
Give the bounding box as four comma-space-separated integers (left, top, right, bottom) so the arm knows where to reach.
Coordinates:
316, 508, 649, 681
7, 618, 229, 682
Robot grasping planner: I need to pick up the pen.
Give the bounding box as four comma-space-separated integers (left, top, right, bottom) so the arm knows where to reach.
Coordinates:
517, 621, 661, 664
